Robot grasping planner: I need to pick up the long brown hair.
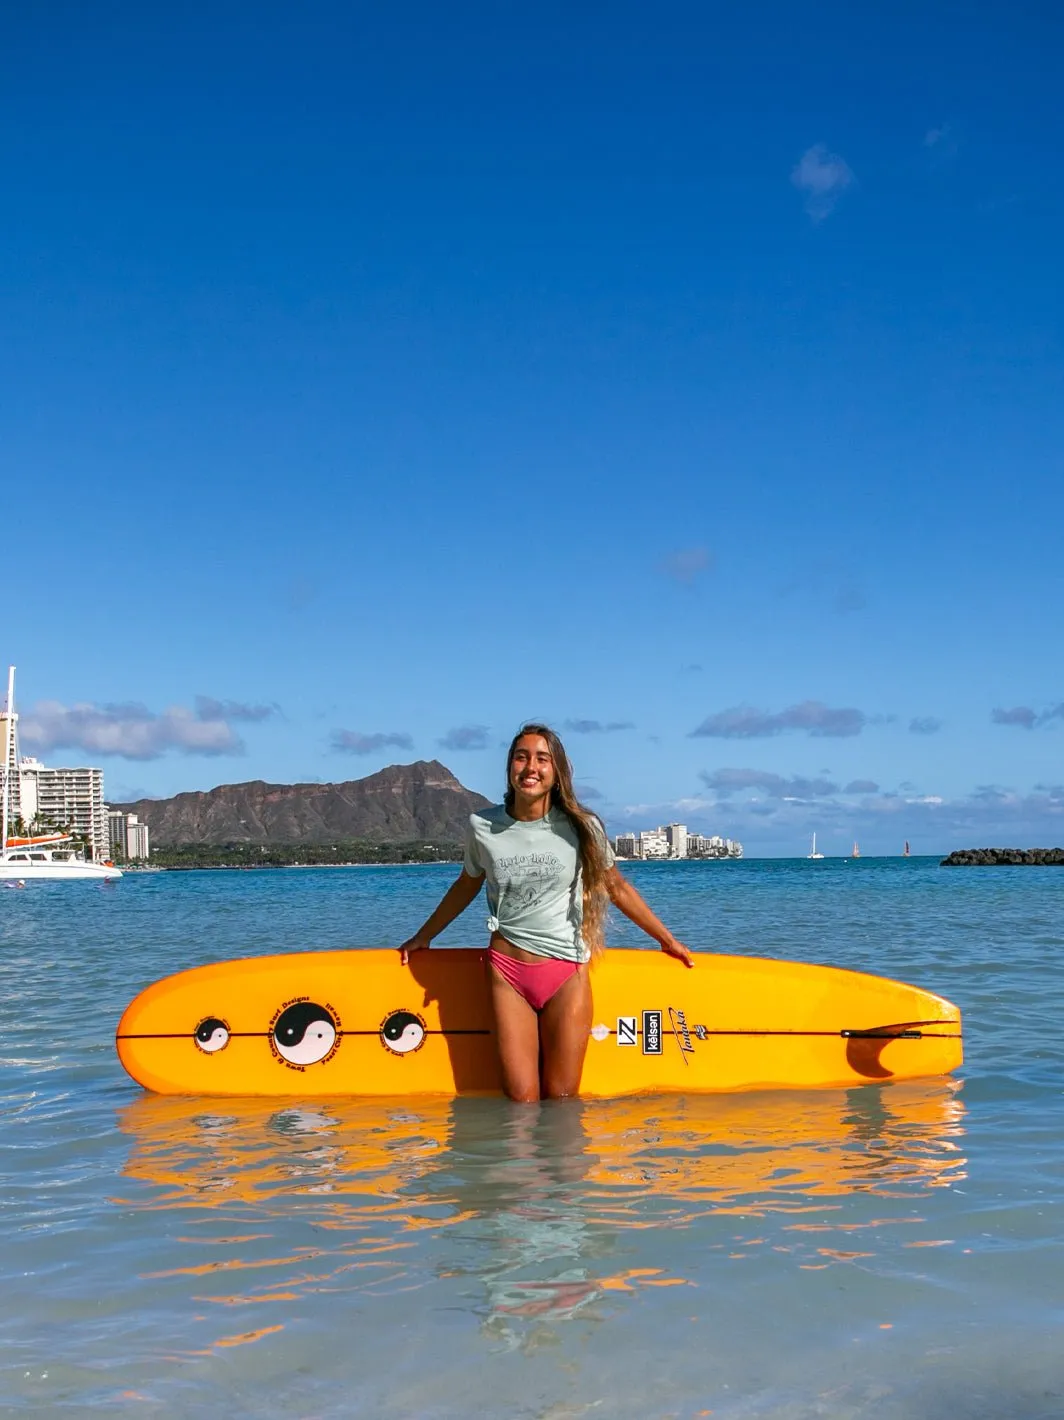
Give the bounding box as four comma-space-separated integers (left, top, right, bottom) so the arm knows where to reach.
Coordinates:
504, 722, 611, 960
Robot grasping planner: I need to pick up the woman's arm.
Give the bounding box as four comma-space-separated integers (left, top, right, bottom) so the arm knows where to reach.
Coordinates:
398, 869, 485, 964
605, 867, 694, 966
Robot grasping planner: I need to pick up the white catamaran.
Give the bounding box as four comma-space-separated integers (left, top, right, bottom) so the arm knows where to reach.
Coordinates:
807, 832, 825, 860
1, 666, 122, 881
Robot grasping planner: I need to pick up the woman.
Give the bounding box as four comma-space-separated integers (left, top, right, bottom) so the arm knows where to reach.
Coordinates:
398, 723, 692, 1102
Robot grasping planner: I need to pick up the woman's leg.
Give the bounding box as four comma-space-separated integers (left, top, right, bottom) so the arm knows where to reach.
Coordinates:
488, 964, 543, 1103
538, 965, 593, 1099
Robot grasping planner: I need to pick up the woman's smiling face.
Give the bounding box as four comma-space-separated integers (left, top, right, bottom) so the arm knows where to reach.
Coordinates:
509, 733, 556, 803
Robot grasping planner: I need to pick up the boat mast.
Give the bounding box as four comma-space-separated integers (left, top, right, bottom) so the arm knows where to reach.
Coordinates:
1, 666, 13, 856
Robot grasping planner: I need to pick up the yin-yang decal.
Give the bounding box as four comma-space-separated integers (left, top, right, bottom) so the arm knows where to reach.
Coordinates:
271, 1001, 339, 1067
380, 1009, 427, 1056
194, 1017, 231, 1053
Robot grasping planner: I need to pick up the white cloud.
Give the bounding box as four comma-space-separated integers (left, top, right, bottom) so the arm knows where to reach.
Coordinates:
658, 546, 714, 584
991, 704, 1063, 730
691, 701, 868, 739
564, 719, 635, 735
909, 717, 943, 735
21, 700, 244, 760
438, 725, 491, 751
332, 729, 414, 755
608, 778, 1064, 854
700, 768, 839, 799
992, 705, 1037, 729
791, 144, 855, 222
923, 124, 959, 161
194, 696, 277, 723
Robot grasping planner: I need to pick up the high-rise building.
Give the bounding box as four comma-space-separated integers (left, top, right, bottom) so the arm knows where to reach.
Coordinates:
125, 814, 150, 860
108, 808, 127, 854
19, 758, 109, 862
620, 823, 743, 860
108, 808, 151, 861
686, 832, 743, 859
639, 828, 669, 859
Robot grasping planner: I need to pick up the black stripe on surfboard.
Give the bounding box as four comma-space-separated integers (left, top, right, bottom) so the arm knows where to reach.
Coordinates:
675, 1029, 958, 1040
117, 1024, 957, 1042
592, 1035, 959, 1044
601, 1019, 959, 1041
115, 1029, 492, 1041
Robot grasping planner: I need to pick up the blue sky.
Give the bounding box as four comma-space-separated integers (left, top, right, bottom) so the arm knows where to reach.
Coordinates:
4, 2, 1062, 855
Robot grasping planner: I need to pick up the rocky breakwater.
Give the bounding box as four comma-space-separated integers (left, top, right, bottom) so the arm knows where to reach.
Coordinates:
941, 847, 1064, 866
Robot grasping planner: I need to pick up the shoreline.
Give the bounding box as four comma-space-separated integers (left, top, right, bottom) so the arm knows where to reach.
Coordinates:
149, 854, 942, 871
157, 859, 460, 871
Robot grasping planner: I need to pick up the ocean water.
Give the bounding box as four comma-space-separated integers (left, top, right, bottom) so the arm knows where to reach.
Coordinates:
1, 858, 1062, 1418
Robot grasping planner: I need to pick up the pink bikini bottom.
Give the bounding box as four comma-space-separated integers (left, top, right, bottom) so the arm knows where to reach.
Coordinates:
487, 948, 580, 1011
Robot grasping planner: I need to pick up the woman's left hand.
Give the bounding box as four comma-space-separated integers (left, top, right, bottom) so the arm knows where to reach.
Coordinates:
659, 935, 694, 967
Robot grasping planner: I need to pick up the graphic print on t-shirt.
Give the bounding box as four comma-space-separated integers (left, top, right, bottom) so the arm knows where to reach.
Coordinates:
494, 850, 570, 915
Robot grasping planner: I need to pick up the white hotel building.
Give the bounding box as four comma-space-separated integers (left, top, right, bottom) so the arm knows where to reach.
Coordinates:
15, 757, 112, 863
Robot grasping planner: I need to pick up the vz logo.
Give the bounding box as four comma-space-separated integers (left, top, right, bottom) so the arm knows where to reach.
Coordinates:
617, 1015, 637, 1046
642, 1010, 663, 1055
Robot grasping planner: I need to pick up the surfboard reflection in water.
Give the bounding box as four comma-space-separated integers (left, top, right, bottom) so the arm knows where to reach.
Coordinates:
116, 1081, 966, 1354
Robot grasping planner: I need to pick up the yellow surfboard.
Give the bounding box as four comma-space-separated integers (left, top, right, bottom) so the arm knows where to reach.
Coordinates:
116, 947, 962, 1097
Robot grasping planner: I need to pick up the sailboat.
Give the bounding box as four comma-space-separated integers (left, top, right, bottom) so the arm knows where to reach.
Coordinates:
903, 840, 910, 857
807, 833, 824, 860
852, 841, 860, 858
1, 666, 122, 881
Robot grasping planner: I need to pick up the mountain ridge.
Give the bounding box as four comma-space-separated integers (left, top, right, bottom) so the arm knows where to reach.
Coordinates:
114, 759, 492, 846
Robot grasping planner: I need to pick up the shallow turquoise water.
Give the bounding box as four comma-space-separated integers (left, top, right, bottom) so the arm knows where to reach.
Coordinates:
2, 859, 1062, 1417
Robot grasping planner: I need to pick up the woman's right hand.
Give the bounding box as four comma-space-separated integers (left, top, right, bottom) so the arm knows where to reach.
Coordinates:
398, 934, 431, 966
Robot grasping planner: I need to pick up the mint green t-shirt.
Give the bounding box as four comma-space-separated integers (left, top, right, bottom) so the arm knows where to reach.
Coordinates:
462, 804, 616, 963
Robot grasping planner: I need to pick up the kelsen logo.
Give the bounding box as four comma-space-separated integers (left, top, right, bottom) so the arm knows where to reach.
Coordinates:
642, 1010, 663, 1055
617, 1016, 637, 1046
